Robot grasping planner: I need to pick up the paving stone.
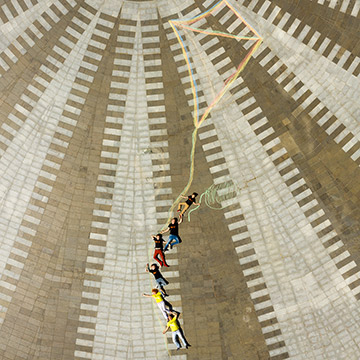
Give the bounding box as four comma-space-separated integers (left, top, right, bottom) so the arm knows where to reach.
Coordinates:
0, 0, 359, 359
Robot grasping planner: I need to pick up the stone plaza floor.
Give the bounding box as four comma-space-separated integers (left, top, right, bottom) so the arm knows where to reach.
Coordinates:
0, 0, 359, 359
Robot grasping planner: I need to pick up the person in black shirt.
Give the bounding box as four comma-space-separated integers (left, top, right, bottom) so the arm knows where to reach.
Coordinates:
177, 192, 200, 217
146, 263, 169, 296
151, 233, 169, 267
162, 217, 183, 251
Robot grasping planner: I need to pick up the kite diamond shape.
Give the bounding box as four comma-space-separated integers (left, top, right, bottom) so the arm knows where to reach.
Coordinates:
162, 0, 262, 226
169, 0, 262, 129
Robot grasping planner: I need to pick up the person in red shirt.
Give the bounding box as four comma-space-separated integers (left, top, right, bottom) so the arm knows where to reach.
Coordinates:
151, 234, 169, 267
177, 192, 200, 217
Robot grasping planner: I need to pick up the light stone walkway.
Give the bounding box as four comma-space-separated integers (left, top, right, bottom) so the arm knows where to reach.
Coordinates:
0, 0, 359, 359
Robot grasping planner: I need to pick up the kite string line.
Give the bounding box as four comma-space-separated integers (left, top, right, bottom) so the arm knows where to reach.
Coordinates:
169, 21, 199, 127
159, 127, 199, 232
161, 4, 262, 231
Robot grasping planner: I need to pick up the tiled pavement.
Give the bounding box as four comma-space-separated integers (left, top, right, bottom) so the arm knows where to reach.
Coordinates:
0, 0, 359, 359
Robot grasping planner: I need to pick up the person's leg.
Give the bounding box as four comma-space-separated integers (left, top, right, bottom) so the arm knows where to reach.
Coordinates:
163, 299, 173, 312
179, 204, 190, 216
177, 202, 186, 212
163, 237, 172, 251
169, 235, 181, 248
157, 301, 168, 320
156, 278, 168, 296
176, 328, 190, 347
153, 250, 163, 267
159, 250, 169, 267
172, 331, 181, 349
156, 277, 167, 288
164, 235, 177, 251
160, 287, 167, 297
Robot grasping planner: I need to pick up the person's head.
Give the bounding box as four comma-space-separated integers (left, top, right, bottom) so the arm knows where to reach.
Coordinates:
168, 314, 174, 320
151, 288, 159, 295
171, 217, 178, 224
191, 192, 198, 198
150, 263, 158, 271
156, 233, 162, 240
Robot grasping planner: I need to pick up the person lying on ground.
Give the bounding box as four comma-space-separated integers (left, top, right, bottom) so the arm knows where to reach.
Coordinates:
177, 192, 200, 217
146, 263, 169, 297
161, 217, 183, 252
142, 289, 173, 320
151, 233, 169, 267
163, 311, 191, 350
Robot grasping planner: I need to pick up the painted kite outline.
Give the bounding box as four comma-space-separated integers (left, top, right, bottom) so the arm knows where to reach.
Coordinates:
161, 0, 262, 227
169, 0, 263, 129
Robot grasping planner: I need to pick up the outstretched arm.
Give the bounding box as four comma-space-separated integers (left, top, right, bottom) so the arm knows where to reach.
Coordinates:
160, 227, 169, 234
142, 293, 152, 298
193, 202, 200, 206
162, 325, 170, 334
180, 195, 187, 199
178, 217, 183, 225
171, 311, 179, 320
145, 263, 150, 272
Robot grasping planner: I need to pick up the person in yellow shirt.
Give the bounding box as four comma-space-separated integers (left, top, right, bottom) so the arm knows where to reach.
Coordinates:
163, 311, 191, 350
142, 289, 173, 320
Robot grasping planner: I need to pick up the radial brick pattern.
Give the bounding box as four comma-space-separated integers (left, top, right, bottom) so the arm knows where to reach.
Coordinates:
0, 0, 359, 359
